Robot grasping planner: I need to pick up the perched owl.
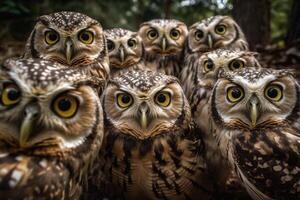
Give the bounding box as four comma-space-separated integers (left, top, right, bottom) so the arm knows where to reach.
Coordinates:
210, 67, 300, 199
104, 28, 144, 77
91, 70, 213, 199
138, 19, 188, 77
23, 11, 110, 80
0, 58, 104, 199
182, 49, 260, 194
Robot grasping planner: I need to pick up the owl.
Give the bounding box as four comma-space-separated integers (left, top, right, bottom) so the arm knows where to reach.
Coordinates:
104, 28, 144, 77
23, 11, 110, 80
182, 49, 260, 194
0, 58, 104, 199
91, 70, 214, 199
138, 19, 188, 77
210, 67, 300, 199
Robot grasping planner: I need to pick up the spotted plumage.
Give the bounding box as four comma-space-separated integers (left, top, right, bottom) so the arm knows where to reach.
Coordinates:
0, 58, 104, 199
90, 70, 213, 199
138, 19, 188, 77
23, 11, 110, 80
210, 67, 300, 199
105, 28, 144, 77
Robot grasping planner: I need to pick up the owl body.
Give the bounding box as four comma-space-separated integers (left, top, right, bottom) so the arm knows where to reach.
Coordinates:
94, 70, 213, 199
210, 68, 300, 199
0, 58, 104, 199
138, 19, 188, 77
105, 28, 145, 77
23, 11, 110, 80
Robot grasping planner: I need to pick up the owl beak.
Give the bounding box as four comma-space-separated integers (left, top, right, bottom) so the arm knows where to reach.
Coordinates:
119, 47, 125, 63
137, 103, 150, 130
65, 39, 74, 65
19, 103, 40, 147
161, 37, 167, 52
249, 96, 259, 128
207, 34, 213, 48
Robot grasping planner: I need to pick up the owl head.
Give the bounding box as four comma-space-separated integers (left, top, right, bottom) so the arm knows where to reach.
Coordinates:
103, 70, 191, 140
24, 11, 107, 67
211, 67, 299, 130
138, 19, 188, 56
187, 15, 248, 53
104, 28, 143, 69
0, 58, 104, 155
195, 49, 260, 88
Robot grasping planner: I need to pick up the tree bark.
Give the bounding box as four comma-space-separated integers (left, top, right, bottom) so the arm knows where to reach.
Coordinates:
232, 0, 271, 50
164, 0, 172, 19
286, 0, 300, 45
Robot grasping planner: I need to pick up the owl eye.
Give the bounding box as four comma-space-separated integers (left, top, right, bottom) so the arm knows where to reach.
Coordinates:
147, 29, 159, 40
45, 30, 59, 45
265, 85, 283, 102
229, 59, 245, 71
170, 29, 181, 40
155, 92, 171, 107
227, 86, 244, 103
78, 30, 94, 44
1, 83, 21, 107
117, 93, 133, 108
203, 59, 214, 72
127, 39, 137, 48
52, 94, 79, 118
215, 24, 227, 35
107, 40, 115, 51
195, 30, 204, 41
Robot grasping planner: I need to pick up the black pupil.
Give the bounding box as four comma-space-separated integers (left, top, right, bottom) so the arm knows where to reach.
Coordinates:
196, 31, 203, 38
172, 30, 178, 37
121, 95, 130, 104
7, 88, 20, 101
157, 94, 166, 103
150, 31, 157, 38
231, 89, 241, 99
268, 88, 279, 98
48, 33, 57, 41
128, 40, 135, 47
232, 61, 241, 69
107, 41, 114, 50
81, 33, 90, 41
217, 26, 224, 32
206, 61, 214, 69
58, 99, 71, 111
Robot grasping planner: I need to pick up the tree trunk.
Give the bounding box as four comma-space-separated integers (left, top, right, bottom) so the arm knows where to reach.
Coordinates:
164, 0, 172, 19
232, 0, 271, 50
286, 0, 300, 45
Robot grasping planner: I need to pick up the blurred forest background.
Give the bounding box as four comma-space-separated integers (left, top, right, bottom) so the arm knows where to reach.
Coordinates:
0, 0, 299, 66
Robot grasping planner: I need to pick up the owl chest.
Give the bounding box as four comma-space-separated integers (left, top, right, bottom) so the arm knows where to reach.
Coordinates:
144, 57, 180, 76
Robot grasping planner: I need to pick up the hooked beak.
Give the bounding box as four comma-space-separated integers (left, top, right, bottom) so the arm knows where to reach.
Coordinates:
119, 47, 125, 63
207, 34, 213, 48
249, 96, 259, 128
65, 39, 74, 65
137, 103, 150, 130
19, 104, 40, 147
161, 37, 167, 52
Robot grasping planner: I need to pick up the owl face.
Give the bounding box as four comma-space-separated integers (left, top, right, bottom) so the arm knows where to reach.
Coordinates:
103, 70, 190, 140
26, 12, 105, 67
211, 68, 298, 130
105, 28, 143, 68
187, 16, 247, 53
197, 49, 260, 88
0, 58, 103, 154
138, 19, 188, 56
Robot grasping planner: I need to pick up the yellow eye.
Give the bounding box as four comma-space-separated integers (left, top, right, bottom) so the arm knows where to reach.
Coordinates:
229, 59, 245, 71
155, 92, 171, 107
117, 93, 133, 108
147, 29, 158, 40
170, 29, 181, 40
227, 86, 244, 103
78, 30, 94, 44
215, 24, 227, 35
203, 59, 214, 72
45, 30, 59, 45
107, 39, 115, 51
53, 95, 79, 118
195, 30, 204, 41
1, 83, 21, 107
265, 85, 283, 102
127, 39, 137, 48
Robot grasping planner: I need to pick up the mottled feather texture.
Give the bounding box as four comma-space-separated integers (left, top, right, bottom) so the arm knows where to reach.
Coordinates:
90, 70, 214, 199
23, 11, 110, 80
104, 28, 145, 77
138, 19, 188, 77
210, 67, 300, 199
0, 58, 104, 199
